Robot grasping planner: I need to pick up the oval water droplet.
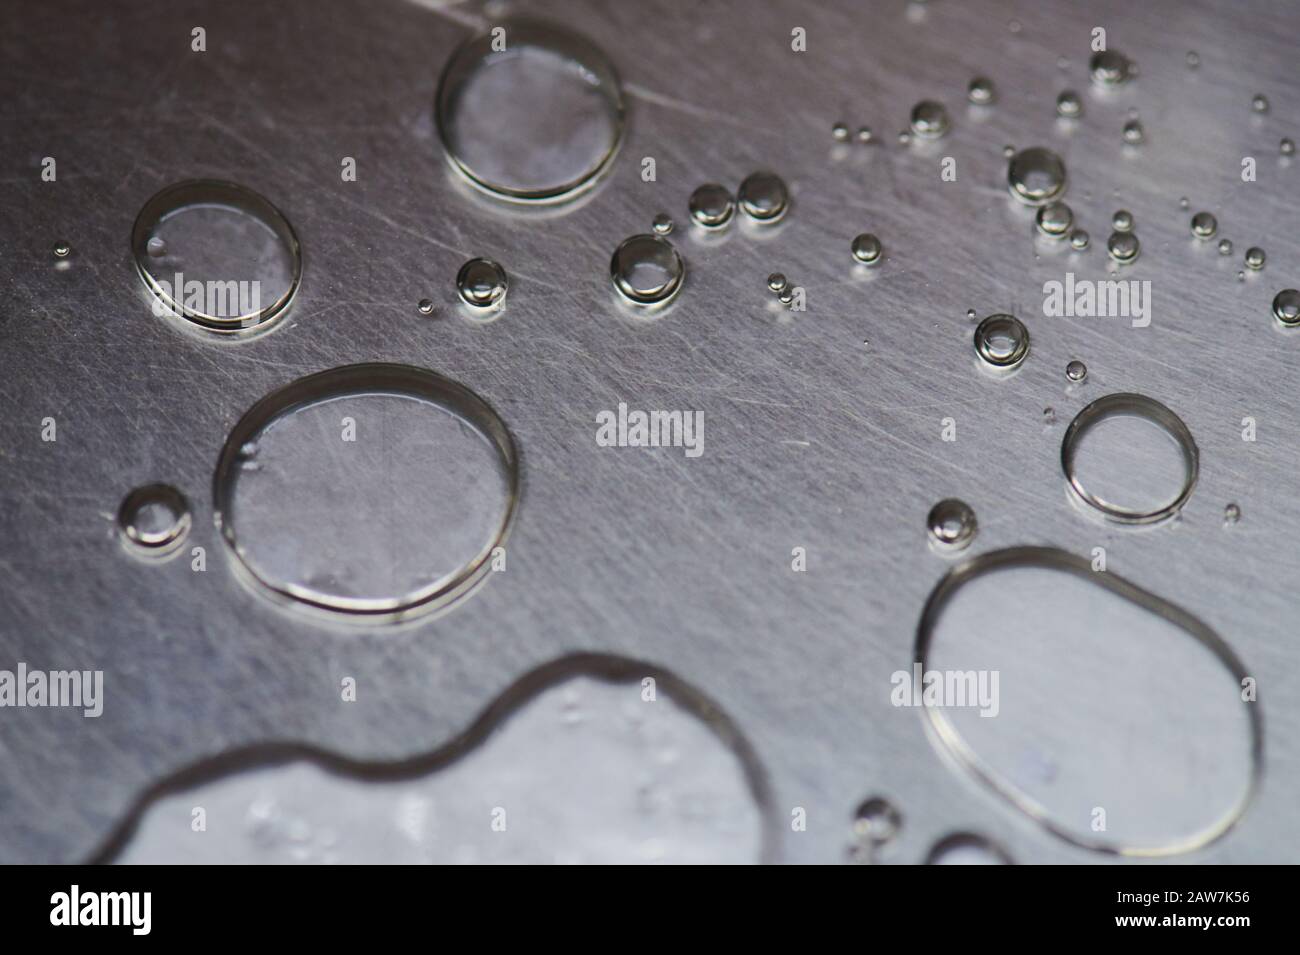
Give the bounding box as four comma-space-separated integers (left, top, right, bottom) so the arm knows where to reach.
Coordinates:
456, 257, 508, 309
610, 234, 685, 306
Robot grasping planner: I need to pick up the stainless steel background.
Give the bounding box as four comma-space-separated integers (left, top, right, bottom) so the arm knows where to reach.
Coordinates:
1, 0, 1298, 863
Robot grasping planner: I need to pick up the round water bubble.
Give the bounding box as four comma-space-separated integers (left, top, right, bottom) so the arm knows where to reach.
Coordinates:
1061, 393, 1198, 525
456, 257, 508, 309
435, 19, 625, 203
737, 172, 789, 224
1245, 247, 1266, 270
1035, 201, 1073, 238
927, 498, 978, 553
851, 233, 883, 264
1066, 359, 1088, 382
1006, 147, 1066, 205
1090, 49, 1133, 87
967, 77, 995, 105
1111, 210, 1134, 232
118, 484, 191, 560
1273, 289, 1300, 326
688, 183, 735, 230
214, 364, 519, 623
1069, 228, 1090, 250
131, 179, 301, 336
910, 100, 950, 138
1107, 231, 1140, 264
1191, 211, 1218, 238
974, 314, 1029, 369
610, 234, 684, 306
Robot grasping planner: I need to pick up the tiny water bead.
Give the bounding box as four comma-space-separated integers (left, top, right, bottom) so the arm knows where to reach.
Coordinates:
967, 76, 996, 105
118, 484, 191, 559
1273, 289, 1300, 326
610, 234, 685, 306
1217, 239, 1234, 257
1191, 211, 1218, 238
435, 20, 625, 203
1179, 196, 1190, 210
909, 100, 950, 138
1006, 147, 1067, 205
652, 213, 674, 235
1035, 201, 1073, 238
456, 258, 508, 309
777, 287, 794, 306
857, 126, 873, 143
974, 313, 1030, 369
851, 796, 902, 848
1111, 209, 1134, 232
737, 172, 790, 223
1062, 393, 1199, 525
688, 183, 735, 230
832, 121, 850, 142
927, 498, 978, 553
1066, 359, 1088, 382
766, 272, 788, 293
1056, 90, 1082, 118
898, 130, 912, 146
417, 299, 434, 315
53, 240, 71, 258
1090, 49, 1133, 87
1224, 503, 1242, 525
1107, 231, 1140, 264
965, 308, 977, 321
1122, 119, 1145, 144
1069, 228, 1090, 250
1251, 93, 1269, 114
851, 233, 883, 264
1245, 247, 1266, 270
1002, 144, 1015, 159
1282, 138, 1296, 157
1186, 50, 1200, 68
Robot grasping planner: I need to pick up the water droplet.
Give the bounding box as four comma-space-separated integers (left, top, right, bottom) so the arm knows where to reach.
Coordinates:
118, 484, 191, 559
610, 234, 685, 306
688, 183, 736, 230
898, 130, 913, 146
766, 272, 788, 293
965, 308, 977, 320
1245, 246, 1266, 270
974, 314, 1029, 369
967, 76, 995, 105
918, 546, 1257, 855
1191, 211, 1218, 238
850, 233, 883, 264
1272, 288, 1300, 326
1251, 93, 1269, 114
737, 171, 789, 224
1090, 49, 1133, 87
435, 20, 624, 203
1066, 359, 1088, 382
417, 299, 434, 315
1217, 238, 1234, 256
456, 257, 508, 309
213, 364, 518, 622
1062, 393, 1198, 524
131, 179, 301, 336
1281, 137, 1296, 157
53, 240, 71, 258
1006, 147, 1067, 205
1002, 144, 1015, 158
832, 121, 850, 142
851, 796, 902, 851
1223, 503, 1241, 525
777, 287, 794, 306
1043, 406, 1057, 425
1035, 201, 1073, 238
909, 100, 950, 138
1107, 231, 1140, 264
927, 498, 978, 552
1185, 50, 1200, 68
856, 126, 873, 144
1179, 196, 1190, 210
651, 213, 673, 235
926, 833, 1013, 865
1069, 228, 1090, 250
1055, 90, 1082, 118
1122, 119, 1145, 144
1111, 209, 1134, 232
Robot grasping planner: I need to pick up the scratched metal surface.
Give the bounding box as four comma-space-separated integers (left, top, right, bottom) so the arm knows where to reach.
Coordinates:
1, 0, 1298, 864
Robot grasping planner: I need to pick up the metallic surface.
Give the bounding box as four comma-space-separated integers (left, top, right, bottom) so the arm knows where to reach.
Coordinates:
1, 0, 1298, 863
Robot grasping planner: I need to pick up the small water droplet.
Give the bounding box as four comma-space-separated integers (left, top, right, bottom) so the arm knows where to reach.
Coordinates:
1069, 228, 1090, 251
1090, 49, 1133, 87
910, 100, 951, 138
1035, 201, 1073, 238
688, 183, 735, 230
1043, 406, 1057, 425
1055, 90, 1082, 118
118, 484, 191, 559
1107, 231, 1140, 264
1111, 209, 1134, 232
965, 308, 977, 320
927, 499, 978, 552
1191, 211, 1218, 238
1245, 246, 1266, 270
857, 126, 873, 144
1223, 503, 1241, 525
456, 257, 508, 309
1186, 50, 1200, 68
1272, 289, 1300, 326
1006, 147, 1067, 205
832, 121, 850, 142
1217, 238, 1234, 256
737, 172, 789, 224
850, 233, 883, 264
974, 314, 1029, 369
1122, 119, 1145, 144
53, 241, 71, 258
967, 76, 996, 105
652, 213, 674, 235
1066, 359, 1088, 382
610, 234, 684, 307
1281, 138, 1296, 157
850, 796, 902, 856
1251, 93, 1269, 114
417, 298, 434, 315
767, 272, 788, 293
1002, 144, 1015, 159
1179, 196, 1190, 210
146, 235, 167, 257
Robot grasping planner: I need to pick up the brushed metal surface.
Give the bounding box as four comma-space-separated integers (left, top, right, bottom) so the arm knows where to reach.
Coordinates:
1, 0, 1297, 863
